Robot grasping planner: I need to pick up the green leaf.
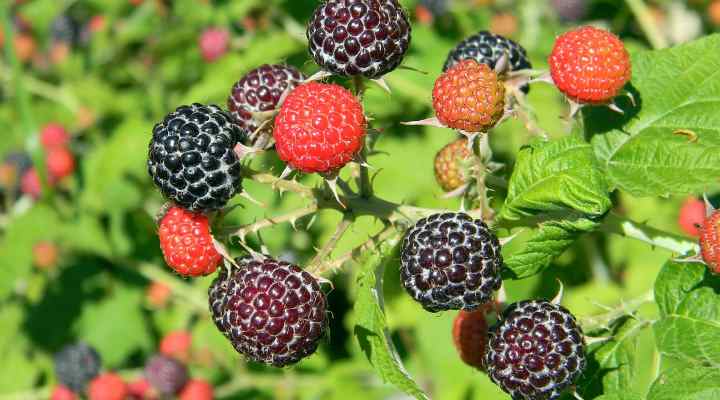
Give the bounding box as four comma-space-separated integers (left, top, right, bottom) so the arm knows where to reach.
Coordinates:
596, 394, 644, 400
580, 318, 644, 397
499, 135, 611, 222
353, 236, 429, 400
653, 261, 720, 366
648, 367, 720, 399
75, 286, 153, 367
589, 34, 720, 197
503, 216, 600, 279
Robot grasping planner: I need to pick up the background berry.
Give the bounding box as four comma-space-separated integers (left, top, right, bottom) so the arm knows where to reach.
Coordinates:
274, 82, 366, 173
46, 147, 75, 182
40, 123, 71, 149
199, 27, 230, 63
400, 212, 503, 312
485, 300, 586, 400
144, 354, 189, 395
211, 256, 327, 367
550, 0, 588, 22
452, 309, 489, 370
179, 379, 214, 400
50, 385, 77, 400
307, 0, 411, 78
700, 210, 720, 274
678, 196, 705, 237
54, 342, 102, 393
434, 137, 472, 192
160, 330, 192, 361
147, 103, 244, 211
158, 206, 222, 277
549, 26, 631, 104
87, 373, 128, 400
227, 64, 305, 147
33, 240, 59, 270
443, 31, 532, 93
433, 60, 505, 132
127, 378, 154, 400
0, 151, 32, 192
146, 281, 172, 308
21, 168, 42, 199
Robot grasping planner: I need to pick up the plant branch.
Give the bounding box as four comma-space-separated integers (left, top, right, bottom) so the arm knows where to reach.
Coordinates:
600, 212, 698, 255
135, 262, 208, 312
241, 167, 314, 199
312, 226, 399, 275
352, 75, 373, 199
579, 289, 654, 331
307, 215, 353, 273
226, 204, 318, 239
625, 0, 668, 49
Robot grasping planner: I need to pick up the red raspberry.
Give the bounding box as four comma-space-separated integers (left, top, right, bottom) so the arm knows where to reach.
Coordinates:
128, 378, 156, 399
87, 373, 128, 400
199, 28, 230, 63
452, 309, 489, 370
46, 147, 75, 182
678, 197, 705, 237
432, 60, 505, 133
158, 206, 222, 277
179, 379, 214, 400
33, 241, 59, 270
549, 26, 631, 104
50, 385, 77, 400
274, 83, 366, 174
159, 330, 192, 361
700, 210, 720, 274
21, 168, 42, 199
40, 123, 70, 149
146, 281, 172, 308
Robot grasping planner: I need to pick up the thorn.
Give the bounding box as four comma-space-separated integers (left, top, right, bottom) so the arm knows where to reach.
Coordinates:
306, 213, 317, 230
704, 193, 716, 216
397, 64, 429, 75
494, 51, 510, 75
238, 190, 266, 208
289, 218, 297, 231
314, 275, 335, 288
551, 280, 565, 305
459, 198, 467, 212
441, 184, 469, 199
305, 70, 333, 82
607, 102, 624, 114
568, 100, 583, 119
370, 77, 391, 93
584, 335, 612, 345
499, 230, 523, 246
496, 281, 507, 311
213, 238, 238, 267
401, 117, 446, 128
674, 254, 705, 264
529, 71, 553, 85
623, 89, 636, 107
324, 176, 346, 209
234, 143, 264, 160
274, 165, 294, 187
571, 390, 585, 400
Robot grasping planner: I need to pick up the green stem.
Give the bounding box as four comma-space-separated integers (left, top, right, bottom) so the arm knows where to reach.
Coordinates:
352, 75, 372, 198
600, 212, 698, 255
625, 0, 668, 49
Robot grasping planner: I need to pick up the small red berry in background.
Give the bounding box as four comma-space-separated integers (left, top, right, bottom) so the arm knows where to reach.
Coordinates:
14, 33, 36, 63
21, 168, 42, 199
709, 0, 720, 27
199, 28, 230, 63
432, 60, 505, 133
88, 15, 107, 33
146, 281, 171, 308
700, 210, 720, 274
549, 26, 631, 104
40, 123, 70, 150
128, 378, 156, 399
87, 373, 128, 400
46, 147, 76, 182
415, 5, 434, 25
179, 379, 214, 400
274, 82, 367, 174
160, 330, 192, 361
158, 206, 222, 276
452, 309, 489, 370
50, 385, 77, 400
33, 241, 59, 270
678, 197, 705, 237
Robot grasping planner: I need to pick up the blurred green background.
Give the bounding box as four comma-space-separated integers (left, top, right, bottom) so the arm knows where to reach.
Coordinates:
1, 0, 718, 399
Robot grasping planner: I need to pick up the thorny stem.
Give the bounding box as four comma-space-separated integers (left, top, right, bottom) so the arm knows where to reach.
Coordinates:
226, 205, 319, 239
625, 0, 668, 49
600, 212, 698, 255
474, 134, 495, 221
579, 289, 654, 331
312, 226, 399, 276
353, 75, 373, 198
307, 216, 353, 273
242, 167, 314, 199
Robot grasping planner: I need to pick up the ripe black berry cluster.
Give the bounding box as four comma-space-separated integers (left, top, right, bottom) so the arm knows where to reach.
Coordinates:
485, 300, 586, 400
400, 212, 503, 312
54, 342, 102, 393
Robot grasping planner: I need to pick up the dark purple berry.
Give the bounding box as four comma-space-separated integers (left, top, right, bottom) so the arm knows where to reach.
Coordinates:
400, 212, 502, 312
443, 31, 532, 93
307, 0, 411, 79
147, 103, 244, 211
485, 300, 586, 400
227, 64, 306, 149
54, 342, 102, 393
144, 354, 189, 395
208, 256, 327, 367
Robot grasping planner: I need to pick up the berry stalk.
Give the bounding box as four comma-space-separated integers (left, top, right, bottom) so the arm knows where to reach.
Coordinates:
600, 212, 698, 255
